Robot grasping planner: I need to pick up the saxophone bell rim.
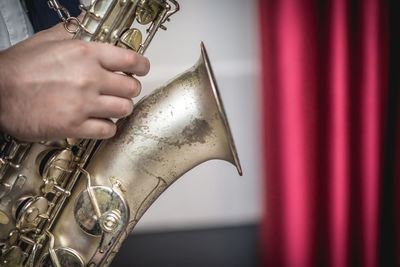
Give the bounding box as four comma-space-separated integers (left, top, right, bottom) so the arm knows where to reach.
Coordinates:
200, 42, 243, 176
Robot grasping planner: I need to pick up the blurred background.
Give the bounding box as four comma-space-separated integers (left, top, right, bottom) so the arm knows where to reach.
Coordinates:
112, 0, 262, 266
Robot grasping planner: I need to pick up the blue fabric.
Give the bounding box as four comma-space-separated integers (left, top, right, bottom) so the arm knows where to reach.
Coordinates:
25, 0, 80, 32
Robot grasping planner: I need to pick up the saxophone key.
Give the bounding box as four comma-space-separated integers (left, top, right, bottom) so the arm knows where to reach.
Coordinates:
15, 196, 49, 229
74, 186, 128, 236
37, 149, 75, 196
119, 28, 142, 51
0, 210, 9, 225
136, 0, 161, 25
7, 230, 20, 246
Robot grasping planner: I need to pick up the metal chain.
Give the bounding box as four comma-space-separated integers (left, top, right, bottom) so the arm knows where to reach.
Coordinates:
47, 0, 82, 33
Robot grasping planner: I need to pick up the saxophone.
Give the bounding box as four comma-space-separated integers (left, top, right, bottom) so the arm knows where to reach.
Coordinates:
0, 0, 242, 266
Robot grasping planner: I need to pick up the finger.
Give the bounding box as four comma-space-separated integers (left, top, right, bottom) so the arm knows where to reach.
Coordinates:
100, 72, 142, 98
92, 43, 150, 76
89, 96, 134, 119
23, 23, 72, 49
72, 118, 117, 139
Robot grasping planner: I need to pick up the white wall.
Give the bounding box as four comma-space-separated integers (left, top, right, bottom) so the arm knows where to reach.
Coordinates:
134, 0, 262, 232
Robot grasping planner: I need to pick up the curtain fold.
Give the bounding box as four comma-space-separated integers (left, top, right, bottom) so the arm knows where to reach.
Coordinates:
259, 0, 394, 266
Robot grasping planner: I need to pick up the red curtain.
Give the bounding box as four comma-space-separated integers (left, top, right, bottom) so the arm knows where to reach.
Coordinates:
259, 0, 400, 266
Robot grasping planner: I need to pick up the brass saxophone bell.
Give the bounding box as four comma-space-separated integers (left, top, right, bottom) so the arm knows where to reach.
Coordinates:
84, 40, 243, 228
87, 41, 242, 181
49, 42, 242, 265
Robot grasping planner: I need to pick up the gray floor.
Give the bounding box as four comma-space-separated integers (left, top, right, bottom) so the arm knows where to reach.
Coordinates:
111, 224, 259, 267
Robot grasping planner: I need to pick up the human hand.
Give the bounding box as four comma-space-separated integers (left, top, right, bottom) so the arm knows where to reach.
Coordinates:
0, 23, 150, 142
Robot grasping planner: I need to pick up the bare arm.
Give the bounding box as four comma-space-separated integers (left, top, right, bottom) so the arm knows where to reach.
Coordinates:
0, 23, 150, 141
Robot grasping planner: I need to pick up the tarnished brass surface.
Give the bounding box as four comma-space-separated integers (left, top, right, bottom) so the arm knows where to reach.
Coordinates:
0, 0, 241, 266
48, 43, 241, 266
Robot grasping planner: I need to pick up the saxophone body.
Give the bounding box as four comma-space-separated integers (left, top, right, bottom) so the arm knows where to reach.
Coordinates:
0, 0, 242, 266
